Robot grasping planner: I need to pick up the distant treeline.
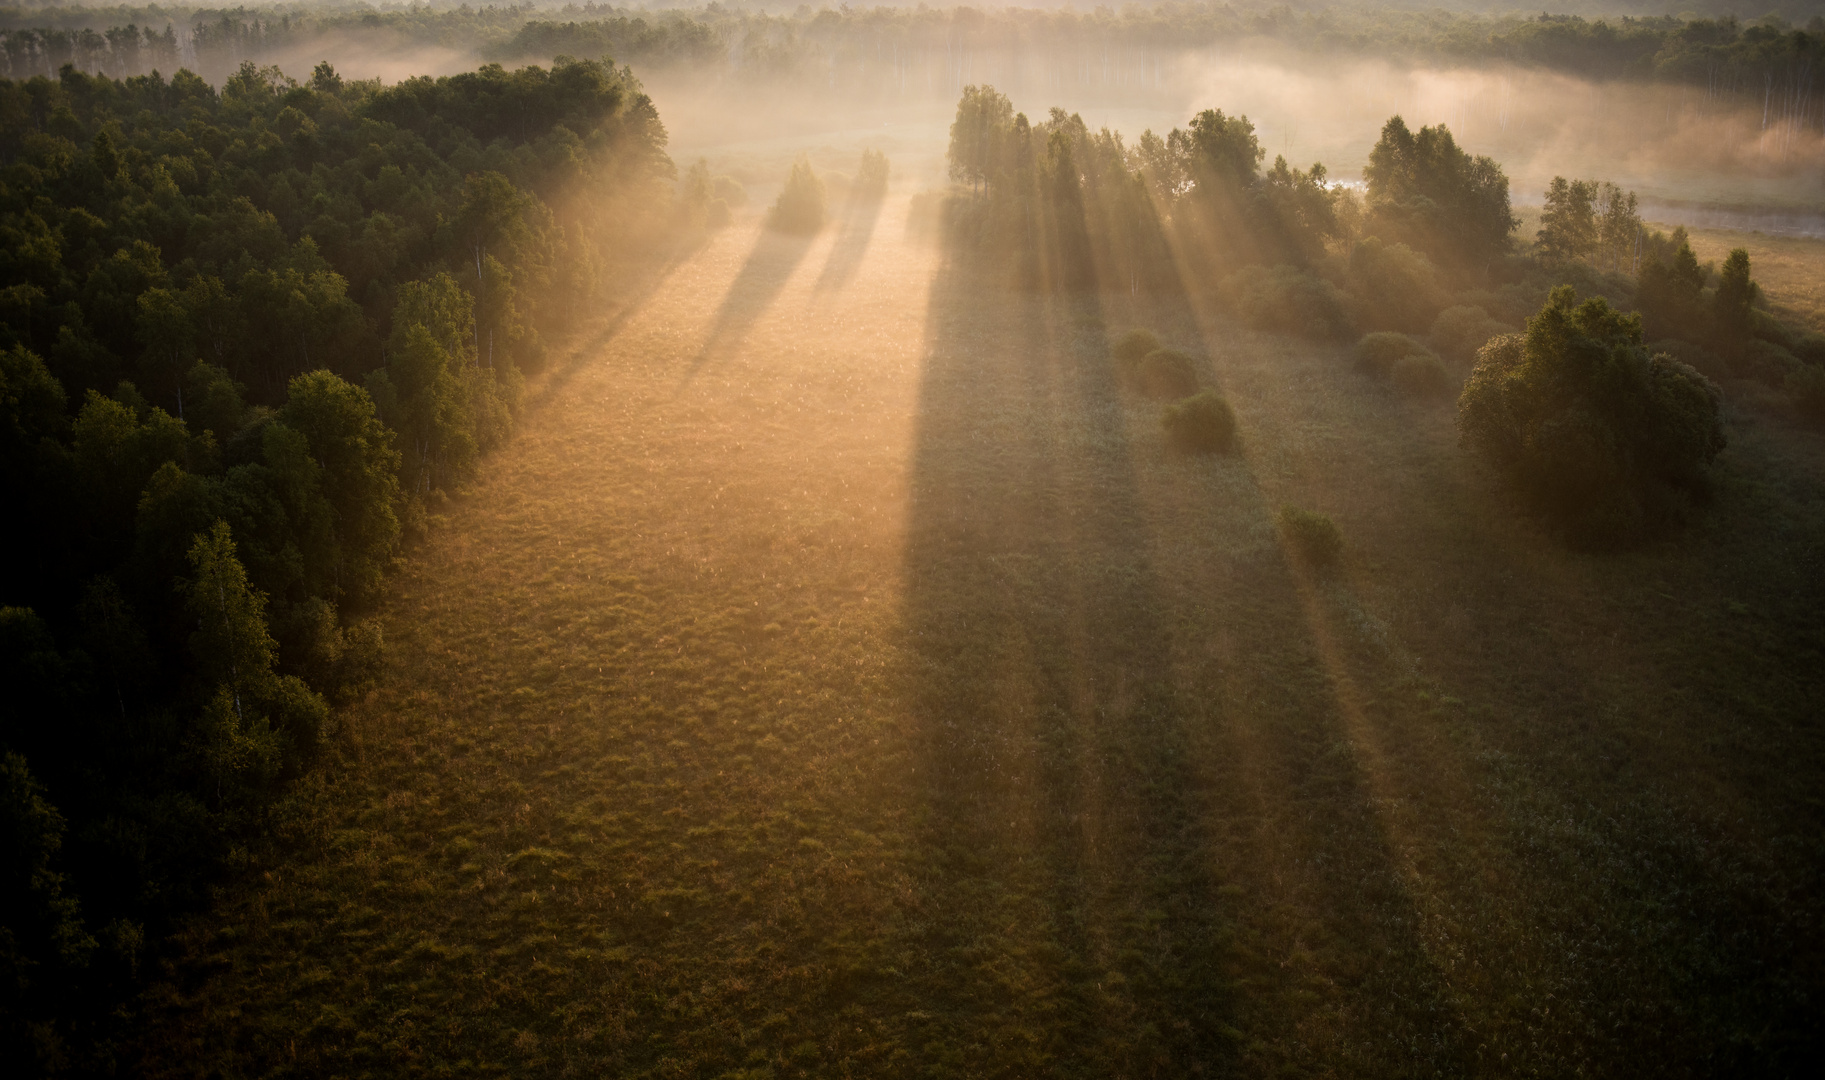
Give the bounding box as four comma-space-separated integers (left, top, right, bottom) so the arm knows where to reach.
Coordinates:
0, 5, 1820, 124
0, 52, 672, 1066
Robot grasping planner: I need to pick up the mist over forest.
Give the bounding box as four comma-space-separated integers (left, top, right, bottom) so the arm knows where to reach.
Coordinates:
1, 2, 1822, 1076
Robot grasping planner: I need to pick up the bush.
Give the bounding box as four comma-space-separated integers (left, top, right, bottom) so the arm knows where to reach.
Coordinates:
1647, 338, 1728, 382
1353, 331, 1429, 377
1278, 506, 1342, 567
1220, 264, 1354, 341
1429, 305, 1513, 364
1788, 365, 1825, 424
1736, 338, 1803, 383
1348, 236, 1446, 332
1161, 390, 1237, 453
713, 175, 747, 207
768, 155, 826, 233
1112, 328, 1161, 386
1391, 352, 1454, 399
1458, 286, 1727, 545
1135, 348, 1199, 399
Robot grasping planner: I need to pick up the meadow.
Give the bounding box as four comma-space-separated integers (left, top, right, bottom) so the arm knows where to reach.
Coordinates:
133, 190, 1825, 1075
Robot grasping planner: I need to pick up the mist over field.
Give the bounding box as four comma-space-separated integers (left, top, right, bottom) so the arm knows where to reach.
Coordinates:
1, 3, 1824, 1076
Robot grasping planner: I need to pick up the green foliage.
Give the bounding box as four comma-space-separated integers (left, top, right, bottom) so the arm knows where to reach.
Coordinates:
1536, 177, 1598, 261
1349, 237, 1445, 332
1353, 331, 1431, 377
1277, 506, 1342, 568
1636, 235, 1709, 341
1220, 265, 1353, 341
768, 156, 826, 234
1160, 390, 1237, 453
1713, 248, 1759, 344
1392, 352, 1455, 399
1364, 116, 1516, 266
0, 749, 95, 1066
1458, 287, 1727, 544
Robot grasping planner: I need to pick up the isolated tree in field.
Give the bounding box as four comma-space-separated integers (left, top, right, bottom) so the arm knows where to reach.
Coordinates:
1536, 177, 1598, 261
1365, 116, 1516, 265
1458, 286, 1725, 543
948, 85, 1015, 197
768, 156, 827, 233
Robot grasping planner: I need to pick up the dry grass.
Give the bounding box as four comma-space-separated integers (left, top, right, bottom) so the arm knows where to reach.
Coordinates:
134, 198, 1825, 1077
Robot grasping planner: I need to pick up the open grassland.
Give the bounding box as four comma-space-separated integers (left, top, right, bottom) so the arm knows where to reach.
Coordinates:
1676, 224, 1825, 334
137, 196, 1825, 1077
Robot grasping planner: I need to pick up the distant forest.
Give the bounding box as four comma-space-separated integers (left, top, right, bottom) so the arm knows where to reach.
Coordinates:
0, 3, 1820, 128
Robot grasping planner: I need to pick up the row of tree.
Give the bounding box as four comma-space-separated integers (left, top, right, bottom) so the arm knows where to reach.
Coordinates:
0, 54, 675, 1069
1, 6, 1820, 122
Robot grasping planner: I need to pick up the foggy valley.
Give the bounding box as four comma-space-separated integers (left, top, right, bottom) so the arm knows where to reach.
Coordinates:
0, 3, 1822, 1076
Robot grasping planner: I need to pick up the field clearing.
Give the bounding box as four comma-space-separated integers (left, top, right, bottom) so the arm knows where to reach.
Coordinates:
137, 195, 1825, 1076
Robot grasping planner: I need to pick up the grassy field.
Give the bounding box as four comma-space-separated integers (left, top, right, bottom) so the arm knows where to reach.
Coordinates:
135, 196, 1825, 1077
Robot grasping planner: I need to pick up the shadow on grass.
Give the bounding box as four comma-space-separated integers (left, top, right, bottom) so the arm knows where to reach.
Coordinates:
679, 224, 816, 386
813, 190, 886, 294
890, 186, 1495, 1072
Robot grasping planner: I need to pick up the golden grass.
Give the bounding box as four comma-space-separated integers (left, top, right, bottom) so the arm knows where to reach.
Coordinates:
135, 198, 1825, 1076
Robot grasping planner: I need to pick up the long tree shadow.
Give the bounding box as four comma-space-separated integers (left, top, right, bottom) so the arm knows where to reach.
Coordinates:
812, 190, 886, 294
894, 188, 1475, 1073
679, 225, 816, 386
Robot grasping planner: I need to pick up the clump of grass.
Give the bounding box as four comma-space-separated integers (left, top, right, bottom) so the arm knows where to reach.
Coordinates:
1161, 390, 1237, 454
1135, 348, 1199, 399
1277, 506, 1342, 568
1112, 328, 1160, 385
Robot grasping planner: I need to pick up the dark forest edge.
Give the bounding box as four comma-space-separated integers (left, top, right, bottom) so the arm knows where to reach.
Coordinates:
0, 3, 1820, 118
0, 52, 684, 1069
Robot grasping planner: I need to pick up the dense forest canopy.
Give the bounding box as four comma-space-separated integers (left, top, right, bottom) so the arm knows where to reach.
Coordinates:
0, 46, 674, 1066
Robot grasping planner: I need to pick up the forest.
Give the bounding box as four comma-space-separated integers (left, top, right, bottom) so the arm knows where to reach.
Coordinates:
0, 49, 674, 1065
1, 2, 1823, 1077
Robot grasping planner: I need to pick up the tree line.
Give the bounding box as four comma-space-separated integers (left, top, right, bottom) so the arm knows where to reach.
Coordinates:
939, 82, 1821, 542
0, 52, 673, 1068
1, 5, 1820, 128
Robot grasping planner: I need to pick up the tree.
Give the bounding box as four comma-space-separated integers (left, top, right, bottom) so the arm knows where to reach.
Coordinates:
1365, 116, 1515, 266
1536, 176, 1598, 261
1176, 108, 1264, 192
1597, 182, 1642, 272
1712, 248, 1759, 344
947, 84, 1014, 197
1458, 286, 1726, 543
277, 371, 401, 604
768, 155, 827, 233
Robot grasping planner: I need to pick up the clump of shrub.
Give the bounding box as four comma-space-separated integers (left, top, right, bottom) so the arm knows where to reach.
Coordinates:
1786, 365, 1825, 425
1220, 264, 1354, 341
768, 155, 826, 233
1429, 305, 1514, 364
1391, 352, 1454, 399
1348, 236, 1446, 333
1112, 328, 1161, 375
1355, 332, 1453, 399
1161, 390, 1237, 453
1353, 331, 1429, 377
1458, 286, 1727, 545
1278, 506, 1342, 568
1134, 348, 1199, 399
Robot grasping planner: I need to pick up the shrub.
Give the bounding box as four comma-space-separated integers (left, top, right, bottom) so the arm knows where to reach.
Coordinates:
1353, 331, 1428, 377
1348, 236, 1446, 332
1161, 390, 1237, 453
1736, 338, 1803, 384
1458, 286, 1727, 544
1787, 329, 1825, 366
1647, 338, 1728, 382
1391, 352, 1454, 399
1429, 305, 1513, 364
712, 175, 747, 206
1112, 328, 1161, 386
1278, 506, 1342, 567
768, 155, 826, 233
1220, 264, 1354, 340
1135, 348, 1199, 399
